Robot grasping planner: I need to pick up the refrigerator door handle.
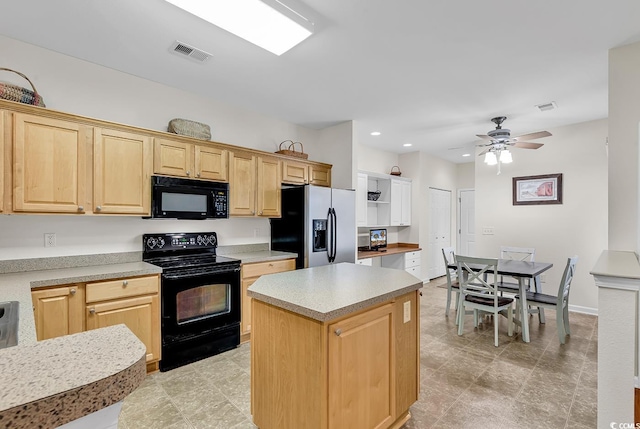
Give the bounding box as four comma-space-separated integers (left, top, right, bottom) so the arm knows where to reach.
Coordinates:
331, 208, 338, 262
326, 208, 333, 263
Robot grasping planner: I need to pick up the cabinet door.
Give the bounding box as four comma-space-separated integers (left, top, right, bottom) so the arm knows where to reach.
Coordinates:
400, 181, 411, 226
256, 156, 281, 217
241, 277, 257, 338
0, 111, 4, 213
32, 285, 85, 341
282, 160, 308, 185
356, 173, 368, 226
390, 180, 402, 226
309, 164, 331, 187
153, 138, 193, 178
195, 145, 228, 182
94, 128, 152, 215
328, 303, 395, 429
86, 295, 160, 363
13, 113, 88, 213
229, 151, 256, 216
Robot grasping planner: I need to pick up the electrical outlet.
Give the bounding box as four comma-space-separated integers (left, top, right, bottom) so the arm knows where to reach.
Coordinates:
540, 274, 547, 283
44, 233, 56, 248
482, 227, 495, 235
403, 301, 411, 323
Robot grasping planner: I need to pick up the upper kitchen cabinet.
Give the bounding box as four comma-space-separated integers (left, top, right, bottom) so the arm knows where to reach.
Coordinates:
390, 178, 411, 226
94, 128, 152, 215
229, 151, 281, 217
282, 159, 309, 185
13, 113, 90, 213
309, 164, 331, 187
153, 138, 228, 182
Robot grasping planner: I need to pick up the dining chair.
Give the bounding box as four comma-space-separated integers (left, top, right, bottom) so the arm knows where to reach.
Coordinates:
514, 256, 578, 344
495, 246, 536, 294
456, 255, 513, 347
441, 247, 459, 318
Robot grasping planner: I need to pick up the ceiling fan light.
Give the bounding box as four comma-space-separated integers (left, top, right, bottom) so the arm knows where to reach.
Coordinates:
484, 151, 497, 165
500, 149, 513, 164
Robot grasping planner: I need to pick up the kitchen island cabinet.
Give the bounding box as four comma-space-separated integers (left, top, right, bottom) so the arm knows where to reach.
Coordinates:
248, 263, 421, 429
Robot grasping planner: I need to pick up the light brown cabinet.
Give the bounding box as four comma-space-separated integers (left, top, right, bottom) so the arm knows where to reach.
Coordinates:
32, 275, 161, 372
13, 113, 90, 213
0, 111, 4, 213
154, 138, 228, 182
86, 275, 161, 368
240, 258, 295, 342
282, 160, 309, 185
309, 164, 332, 187
94, 128, 152, 215
229, 151, 281, 217
251, 290, 419, 429
31, 285, 85, 341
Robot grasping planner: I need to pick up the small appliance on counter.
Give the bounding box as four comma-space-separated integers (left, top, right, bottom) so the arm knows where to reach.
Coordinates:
270, 185, 356, 269
143, 232, 241, 371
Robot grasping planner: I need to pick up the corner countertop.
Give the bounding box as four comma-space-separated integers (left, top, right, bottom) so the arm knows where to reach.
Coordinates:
0, 261, 162, 345
247, 262, 422, 322
358, 243, 421, 259
0, 324, 146, 428
219, 250, 297, 264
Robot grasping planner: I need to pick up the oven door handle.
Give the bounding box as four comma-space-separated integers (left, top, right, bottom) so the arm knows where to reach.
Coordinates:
163, 267, 240, 280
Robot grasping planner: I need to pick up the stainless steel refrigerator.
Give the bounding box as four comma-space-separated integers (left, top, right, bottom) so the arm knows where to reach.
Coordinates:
270, 185, 356, 269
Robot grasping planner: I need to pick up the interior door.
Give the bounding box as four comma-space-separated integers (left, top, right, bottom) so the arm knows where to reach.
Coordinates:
427, 188, 451, 280
458, 189, 475, 256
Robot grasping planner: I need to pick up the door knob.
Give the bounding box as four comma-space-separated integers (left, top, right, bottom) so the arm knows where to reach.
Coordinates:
78, 206, 84, 211
186, 171, 191, 176
122, 280, 128, 287
70, 288, 76, 295
196, 172, 201, 178
96, 206, 102, 211
89, 308, 96, 315
335, 328, 342, 336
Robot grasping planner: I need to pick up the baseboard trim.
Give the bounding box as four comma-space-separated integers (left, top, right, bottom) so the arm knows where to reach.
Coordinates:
568, 304, 598, 316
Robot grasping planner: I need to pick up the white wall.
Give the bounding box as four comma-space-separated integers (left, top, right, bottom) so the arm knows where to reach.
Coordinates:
457, 162, 475, 189
609, 41, 640, 251
0, 35, 356, 259
475, 118, 608, 312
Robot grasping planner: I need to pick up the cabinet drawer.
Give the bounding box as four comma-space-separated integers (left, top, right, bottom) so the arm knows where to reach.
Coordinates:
406, 266, 421, 278
405, 257, 421, 268
356, 258, 373, 266
86, 275, 159, 303
404, 251, 421, 260
242, 259, 295, 278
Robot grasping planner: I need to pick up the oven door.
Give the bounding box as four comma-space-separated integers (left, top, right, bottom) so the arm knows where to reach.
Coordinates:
161, 266, 241, 343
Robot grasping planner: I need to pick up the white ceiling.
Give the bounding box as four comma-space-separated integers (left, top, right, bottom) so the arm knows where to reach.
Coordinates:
1, 0, 639, 163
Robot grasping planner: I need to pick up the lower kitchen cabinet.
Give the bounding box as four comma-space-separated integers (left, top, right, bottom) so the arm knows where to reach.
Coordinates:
31, 284, 85, 341
32, 274, 161, 373
240, 258, 295, 343
251, 290, 419, 429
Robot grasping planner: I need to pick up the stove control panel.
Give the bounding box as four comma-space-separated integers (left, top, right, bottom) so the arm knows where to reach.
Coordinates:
143, 232, 218, 252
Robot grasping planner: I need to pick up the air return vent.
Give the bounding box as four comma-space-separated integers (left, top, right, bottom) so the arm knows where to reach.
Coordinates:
535, 101, 557, 112
170, 41, 212, 63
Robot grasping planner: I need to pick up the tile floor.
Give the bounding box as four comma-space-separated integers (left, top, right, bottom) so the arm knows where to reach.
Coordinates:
119, 276, 597, 429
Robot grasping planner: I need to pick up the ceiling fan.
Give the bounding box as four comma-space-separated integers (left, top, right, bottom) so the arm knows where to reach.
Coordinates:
476, 116, 552, 174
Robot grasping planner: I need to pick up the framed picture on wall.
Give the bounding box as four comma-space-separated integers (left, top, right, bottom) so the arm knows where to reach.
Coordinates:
512, 173, 563, 205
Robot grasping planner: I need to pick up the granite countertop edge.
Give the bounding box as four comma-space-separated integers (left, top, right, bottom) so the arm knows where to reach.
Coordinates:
0, 325, 147, 428
249, 281, 422, 322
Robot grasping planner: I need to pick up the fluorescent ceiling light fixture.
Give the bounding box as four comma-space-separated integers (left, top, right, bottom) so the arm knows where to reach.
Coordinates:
370, 131, 381, 136
403, 143, 412, 147
165, 0, 314, 55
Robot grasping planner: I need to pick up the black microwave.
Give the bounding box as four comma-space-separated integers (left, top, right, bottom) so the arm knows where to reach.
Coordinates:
150, 176, 229, 219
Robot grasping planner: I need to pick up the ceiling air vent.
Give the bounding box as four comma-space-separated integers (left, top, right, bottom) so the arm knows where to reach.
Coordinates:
535, 101, 557, 112
170, 41, 212, 63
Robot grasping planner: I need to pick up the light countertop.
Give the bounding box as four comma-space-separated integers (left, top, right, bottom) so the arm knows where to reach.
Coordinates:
219, 250, 297, 264
247, 262, 422, 322
358, 243, 421, 259
590, 250, 640, 280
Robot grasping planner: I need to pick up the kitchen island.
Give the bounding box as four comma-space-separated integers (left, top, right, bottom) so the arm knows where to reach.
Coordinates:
247, 262, 422, 429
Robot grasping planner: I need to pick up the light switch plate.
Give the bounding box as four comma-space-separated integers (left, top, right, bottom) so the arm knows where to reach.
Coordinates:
482, 227, 495, 235
403, 301, 411, 323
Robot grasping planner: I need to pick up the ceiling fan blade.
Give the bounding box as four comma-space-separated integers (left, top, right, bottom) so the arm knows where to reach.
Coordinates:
512, 142, 544, 149
476, 134, 493, 140
478, 148, 491, 156
512, 131, 551, 141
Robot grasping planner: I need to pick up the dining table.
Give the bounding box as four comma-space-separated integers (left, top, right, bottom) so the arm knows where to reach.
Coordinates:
447, 258, 554, 343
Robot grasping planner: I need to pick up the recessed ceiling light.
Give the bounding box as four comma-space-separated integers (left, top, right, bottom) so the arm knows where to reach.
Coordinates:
462, 153, 471, 157
403, 143, 412, 147
370, 131, 381, 136
165, 0, 314, 56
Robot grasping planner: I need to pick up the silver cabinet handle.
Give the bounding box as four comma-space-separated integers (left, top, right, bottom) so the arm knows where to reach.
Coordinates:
96, 206, 102, 211
123, 280, 128, 287
251, 211, 256, 215
78, 206, 84, 211
70, 288, 76, 295
259, 211, 263, 215
186, 171, 191, 176
335, 328, 342, 336
89, 308, 95, 315
196, 172, 201, 178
